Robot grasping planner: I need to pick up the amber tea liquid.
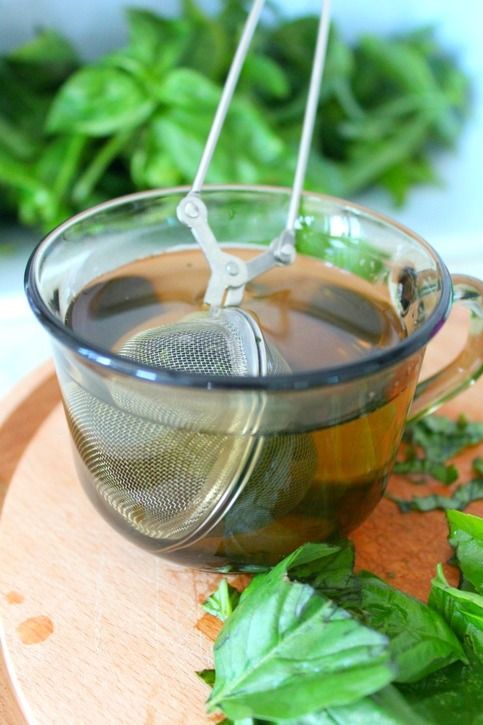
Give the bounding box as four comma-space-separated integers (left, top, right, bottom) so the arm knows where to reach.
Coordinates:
65, 248, 415, 569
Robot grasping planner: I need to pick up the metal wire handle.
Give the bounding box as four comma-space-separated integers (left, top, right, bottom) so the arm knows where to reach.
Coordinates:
177, 0, 331, 307
191, 0, 267, 194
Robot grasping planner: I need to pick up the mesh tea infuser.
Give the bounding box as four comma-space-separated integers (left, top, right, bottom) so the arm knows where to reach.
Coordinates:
68, 0, 331, 551
124, 0, 332, 375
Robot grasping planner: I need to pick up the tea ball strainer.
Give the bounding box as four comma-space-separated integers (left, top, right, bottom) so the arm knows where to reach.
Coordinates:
68, 0, 331, 551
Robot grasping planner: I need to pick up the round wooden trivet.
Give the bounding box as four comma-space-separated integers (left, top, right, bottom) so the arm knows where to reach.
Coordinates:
0, 312, 481, 724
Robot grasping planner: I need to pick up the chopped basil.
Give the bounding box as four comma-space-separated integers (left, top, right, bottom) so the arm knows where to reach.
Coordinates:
404, 416, 483, 462
198, 442, 483, 723
394, 415, 483, 484
388, 479, 483, 513
393, 458, 458, 484
473, 457, 483, 476
196, 669, 216, 687
203, 579, 240, 621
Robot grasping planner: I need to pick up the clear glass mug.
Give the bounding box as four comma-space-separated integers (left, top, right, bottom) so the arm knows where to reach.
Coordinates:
25, 187, 483, 571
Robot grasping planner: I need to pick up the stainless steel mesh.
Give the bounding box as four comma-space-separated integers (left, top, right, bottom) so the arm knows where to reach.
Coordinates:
65, 308, 315, 548
120, 311, 254, 376
223, 430, 316, 536
67, 385, 255, 541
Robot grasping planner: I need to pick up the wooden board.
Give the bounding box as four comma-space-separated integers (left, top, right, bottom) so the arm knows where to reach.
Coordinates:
0, 362, 60, 725
0, 311, 482, 725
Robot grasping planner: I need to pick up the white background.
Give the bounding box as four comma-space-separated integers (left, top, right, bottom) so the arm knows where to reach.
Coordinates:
0, 1, 482, 395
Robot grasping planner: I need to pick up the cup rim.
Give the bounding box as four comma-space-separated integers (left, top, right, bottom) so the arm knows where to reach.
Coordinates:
25, 184, 452, 391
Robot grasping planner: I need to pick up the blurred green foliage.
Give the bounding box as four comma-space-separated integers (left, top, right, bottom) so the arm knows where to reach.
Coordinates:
0, 1, 471, 231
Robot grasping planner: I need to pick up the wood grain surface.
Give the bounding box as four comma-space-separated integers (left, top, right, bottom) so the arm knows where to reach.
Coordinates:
0, 310, 481, 725
0, 362, 59, 725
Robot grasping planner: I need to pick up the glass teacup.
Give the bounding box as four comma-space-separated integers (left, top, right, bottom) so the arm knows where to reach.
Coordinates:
25, 187, 483, 570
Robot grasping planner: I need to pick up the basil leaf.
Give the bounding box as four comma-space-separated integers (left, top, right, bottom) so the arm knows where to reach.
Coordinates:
126, 8, 189, 72
379, 155, 438, 207
130, 133, 181, 189
7, 29, 78, 89
393, 458, 459, 484
197, 669, 216, 687
399, 662, 483, 725
149, 113, 207, 180
297, 686, 425, 725
429, 565, 483, 664
37, 135, 86, 198
403, 416, 483, 463
388, 479, 483, 512
242, 54, 290, 99
288, 541, 357, 604
221, 686, 423, 724
0, 114, 39, 161
287, 541, 353, 580
72, 131, 130, 207
228, 98, 284, 165
0, 60, 52, 141
0, 146, 58, 229
0, 146, 43, 193
359, 36, 440, 95
350, 572, 465, 682
47, 66, 154, 136
19, 134, 87, 229
156, 70, 284, 171
447, 510, 483, 594
203, 579, 241, 622
322, 29, 357, 104
473, 457, 483, 476
268, 16, 321, 77
208, 551, 394, 721
180, 0, 229, 80
156, 68, 221, 108
288, 544, 464, 682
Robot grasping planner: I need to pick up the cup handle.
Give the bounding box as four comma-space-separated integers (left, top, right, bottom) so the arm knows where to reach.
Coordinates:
408, 274, 483, 422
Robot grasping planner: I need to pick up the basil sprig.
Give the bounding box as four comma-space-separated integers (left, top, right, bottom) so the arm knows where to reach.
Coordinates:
390, 415, 483, 513
0, 4, 471, 232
